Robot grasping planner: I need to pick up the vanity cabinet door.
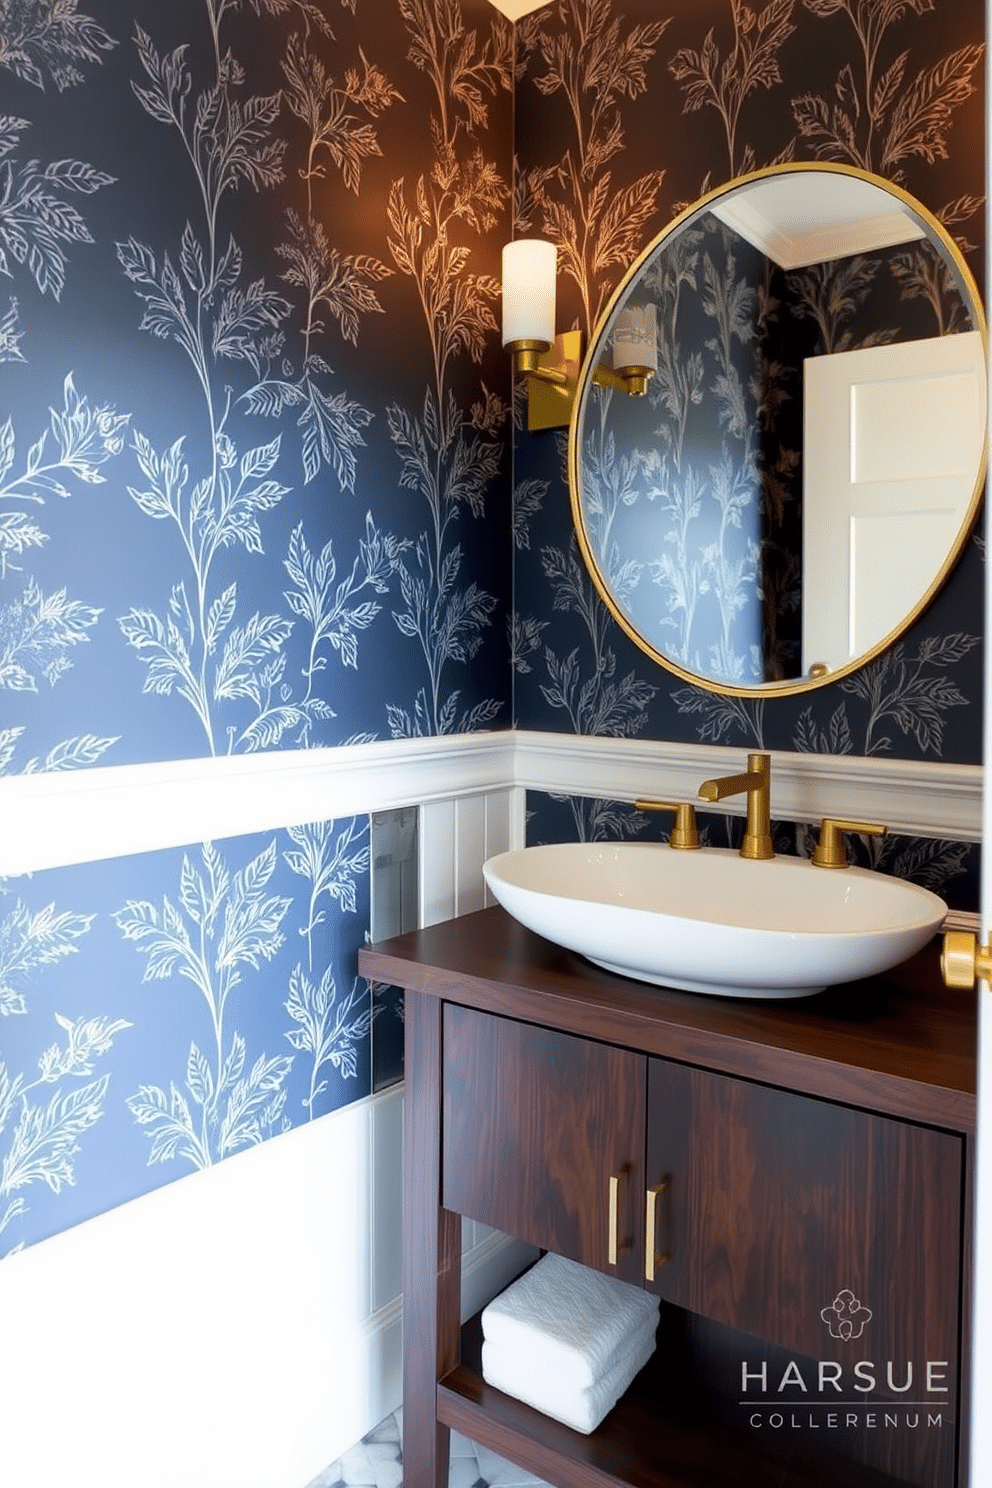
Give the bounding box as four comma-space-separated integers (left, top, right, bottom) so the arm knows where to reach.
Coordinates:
442, 1005, 646, 1283
646, 1058, 962, 1367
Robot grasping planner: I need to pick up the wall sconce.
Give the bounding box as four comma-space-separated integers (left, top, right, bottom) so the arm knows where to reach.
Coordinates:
502, 242, 658, 429
502, 239, 582, 431
605, 303, 658, 397
586, 303, 659, 398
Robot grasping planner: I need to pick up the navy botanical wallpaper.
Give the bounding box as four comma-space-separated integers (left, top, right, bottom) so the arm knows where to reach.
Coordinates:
512, 0, 986, 771
0, 0, 986, 1255
3, 0, 512, 770
1, 818, 372, 1253
1, 0, 511, 1254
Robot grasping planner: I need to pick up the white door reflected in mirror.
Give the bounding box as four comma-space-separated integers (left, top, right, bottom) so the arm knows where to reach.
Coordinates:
803, 329, 985, 675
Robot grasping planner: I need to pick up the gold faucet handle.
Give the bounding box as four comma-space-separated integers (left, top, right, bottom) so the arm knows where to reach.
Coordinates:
634, 800, 701, 850
811, 817, 887, 869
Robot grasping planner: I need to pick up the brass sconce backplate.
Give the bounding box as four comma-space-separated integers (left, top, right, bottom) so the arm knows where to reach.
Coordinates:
528, 329, 583, 431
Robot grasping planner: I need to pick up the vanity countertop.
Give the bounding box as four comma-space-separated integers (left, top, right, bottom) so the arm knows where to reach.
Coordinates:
360, 904, 976, 1132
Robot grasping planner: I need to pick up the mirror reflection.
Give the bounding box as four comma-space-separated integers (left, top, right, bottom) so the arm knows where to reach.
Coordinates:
569, 164, 987, 696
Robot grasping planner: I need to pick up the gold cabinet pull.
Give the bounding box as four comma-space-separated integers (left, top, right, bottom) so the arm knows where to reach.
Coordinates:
942, 929, 992, 989
608, 1169, 632, 1265
645, 1180, 671, 1282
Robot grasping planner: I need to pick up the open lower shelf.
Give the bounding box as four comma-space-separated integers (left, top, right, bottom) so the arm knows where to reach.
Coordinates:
437, 1312, 920, 1488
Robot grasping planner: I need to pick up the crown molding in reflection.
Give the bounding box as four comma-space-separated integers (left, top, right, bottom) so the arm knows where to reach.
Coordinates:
710, 172, 925, 270
0, 731, 979, 878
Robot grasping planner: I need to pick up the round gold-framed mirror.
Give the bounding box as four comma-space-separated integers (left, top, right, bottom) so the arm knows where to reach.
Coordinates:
568, 163, 988, 697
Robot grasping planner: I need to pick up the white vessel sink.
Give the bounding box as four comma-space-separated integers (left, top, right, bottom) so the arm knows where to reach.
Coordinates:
482, 843, 947, 999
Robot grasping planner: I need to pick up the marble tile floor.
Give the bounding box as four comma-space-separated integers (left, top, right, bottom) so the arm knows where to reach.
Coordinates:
306, 1408, 552, 1488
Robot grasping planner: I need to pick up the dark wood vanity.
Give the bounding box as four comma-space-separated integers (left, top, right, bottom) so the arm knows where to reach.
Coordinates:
359, 905, 976, 1488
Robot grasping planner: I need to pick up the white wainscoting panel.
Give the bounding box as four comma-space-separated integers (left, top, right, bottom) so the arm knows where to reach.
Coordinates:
370, 1082, 404, 1315
0, 1075, 534, 1488
0, 1097, 382, 1488
420, 795, 457, 928
0, 734, 977, 1488
419, 785, 521, 926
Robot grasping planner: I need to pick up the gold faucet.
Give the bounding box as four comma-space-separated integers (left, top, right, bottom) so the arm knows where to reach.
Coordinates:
697, 752, 774, 861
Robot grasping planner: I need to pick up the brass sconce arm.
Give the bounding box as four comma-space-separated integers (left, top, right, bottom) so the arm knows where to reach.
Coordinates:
592, 365, 654, 397
506, 338, 570, 385
507, 330, 583, 431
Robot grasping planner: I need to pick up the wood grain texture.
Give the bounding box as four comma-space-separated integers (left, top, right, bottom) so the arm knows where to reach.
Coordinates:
402, 988, 461, 1488
647, 1063, 962, 1485
360, 907, 976, 1130
369, 908, 976, 1487
442, 1004, 646, 1281
647, 1062, 963, 1356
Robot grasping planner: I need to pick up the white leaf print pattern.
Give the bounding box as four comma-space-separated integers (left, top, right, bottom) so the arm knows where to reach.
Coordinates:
117, 840, 294, 1171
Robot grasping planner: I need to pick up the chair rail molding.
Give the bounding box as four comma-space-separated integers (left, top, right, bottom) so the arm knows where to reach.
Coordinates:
0, 730, 978, 876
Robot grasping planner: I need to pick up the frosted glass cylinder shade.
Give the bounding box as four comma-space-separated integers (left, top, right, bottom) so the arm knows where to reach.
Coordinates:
502, 240, 557, 348
612, 303, 658, 373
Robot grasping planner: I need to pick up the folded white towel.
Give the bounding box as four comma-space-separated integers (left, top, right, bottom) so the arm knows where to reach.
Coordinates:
481, 1251, 660, 1392
481, 1311, 658, 1434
